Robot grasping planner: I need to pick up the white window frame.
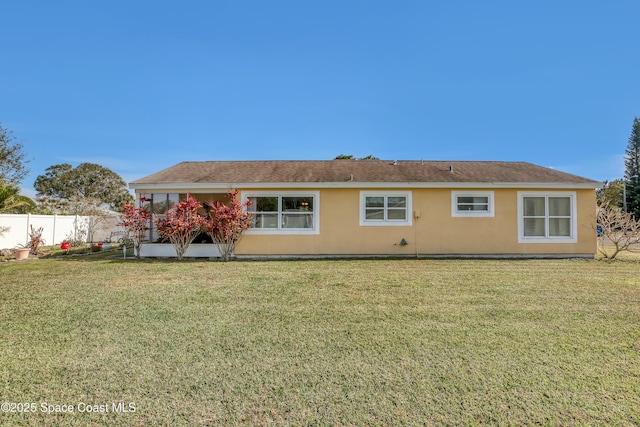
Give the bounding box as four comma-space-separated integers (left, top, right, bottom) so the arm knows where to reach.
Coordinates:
360, 191, 412, 226
242, 191, 320, 235
517, 191, 577, 243
451, 191, 494, 217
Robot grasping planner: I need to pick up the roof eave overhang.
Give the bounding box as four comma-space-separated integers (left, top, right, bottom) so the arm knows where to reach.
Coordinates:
130, 181, 601, 192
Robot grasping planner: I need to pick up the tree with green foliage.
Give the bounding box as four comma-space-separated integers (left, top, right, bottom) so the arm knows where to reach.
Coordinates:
34, 163, 73, 199
596, 179, 624, 208
0, 181, 36, 213
624, 117, 640, 218
34, 163, 134, 212
0, 122, 30, 186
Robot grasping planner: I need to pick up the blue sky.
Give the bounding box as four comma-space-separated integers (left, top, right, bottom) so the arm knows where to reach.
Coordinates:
2, 1, 638, 197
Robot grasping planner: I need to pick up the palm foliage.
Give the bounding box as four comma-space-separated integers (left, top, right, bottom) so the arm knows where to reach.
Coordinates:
0, 181, 35, 213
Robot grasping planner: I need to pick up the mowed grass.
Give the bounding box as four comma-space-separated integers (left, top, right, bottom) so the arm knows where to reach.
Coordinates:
1, 255, 639, 426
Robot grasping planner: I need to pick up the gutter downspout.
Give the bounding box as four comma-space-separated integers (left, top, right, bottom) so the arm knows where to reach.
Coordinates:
413, 210, 419, 258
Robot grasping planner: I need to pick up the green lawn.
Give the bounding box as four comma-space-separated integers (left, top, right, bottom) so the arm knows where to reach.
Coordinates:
1, 255, 639, 426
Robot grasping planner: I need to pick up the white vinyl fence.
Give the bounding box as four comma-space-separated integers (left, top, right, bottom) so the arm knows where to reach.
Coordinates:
0, 214, 124, 249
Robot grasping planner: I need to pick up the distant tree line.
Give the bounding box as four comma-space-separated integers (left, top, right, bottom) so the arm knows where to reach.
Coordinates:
334, 154, 380, 160
2, 118, 640, 221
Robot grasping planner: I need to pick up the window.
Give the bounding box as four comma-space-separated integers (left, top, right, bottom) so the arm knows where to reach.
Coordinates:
518, 192, 577, 243
451, 191, 494, 217
138, 193, 180, 241
147, 193, 179, 214
244, 192, 319, 234
360, 191, 412, 226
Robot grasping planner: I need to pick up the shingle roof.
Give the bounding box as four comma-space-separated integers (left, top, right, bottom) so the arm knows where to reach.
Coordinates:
130, 160, 599, 187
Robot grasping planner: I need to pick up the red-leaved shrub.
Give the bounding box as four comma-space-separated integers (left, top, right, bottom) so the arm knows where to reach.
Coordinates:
119, 204, 151, 258
205, 190, 253, 261
154, 194, 206, 260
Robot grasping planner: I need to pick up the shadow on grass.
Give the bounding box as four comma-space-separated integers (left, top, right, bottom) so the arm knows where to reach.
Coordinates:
34, 243, 640, 264
41, 249, 227, 264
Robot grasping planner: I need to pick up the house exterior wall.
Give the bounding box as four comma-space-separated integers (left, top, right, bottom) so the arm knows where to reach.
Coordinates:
234, 187, 597, 257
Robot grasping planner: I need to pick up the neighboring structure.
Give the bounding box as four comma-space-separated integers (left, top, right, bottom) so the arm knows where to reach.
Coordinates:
129, 160, 600, 258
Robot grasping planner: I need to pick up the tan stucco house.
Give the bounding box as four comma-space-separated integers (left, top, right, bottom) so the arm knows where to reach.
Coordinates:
129, 160, 600, 258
